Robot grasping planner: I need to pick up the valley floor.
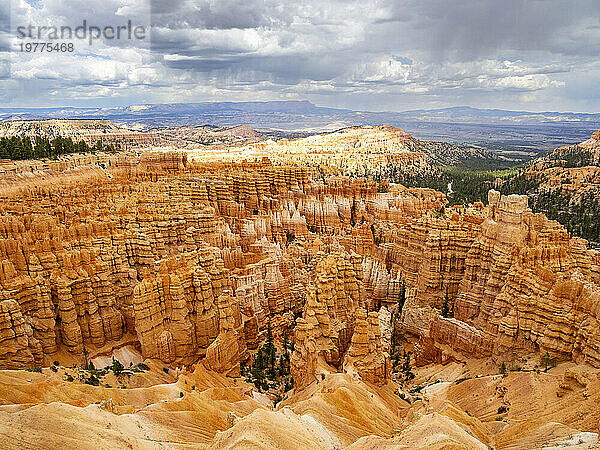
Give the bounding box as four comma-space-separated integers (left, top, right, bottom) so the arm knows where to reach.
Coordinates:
0, 354, 598, 449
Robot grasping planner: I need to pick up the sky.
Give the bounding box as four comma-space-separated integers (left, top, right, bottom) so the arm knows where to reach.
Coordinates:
1, 0, 600, 112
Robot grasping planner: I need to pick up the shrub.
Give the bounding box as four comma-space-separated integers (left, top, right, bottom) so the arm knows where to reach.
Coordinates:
497, 406, 508, 414
85, 375, 100, 386
111, 358, 124, 376
541, 351, 556, 372
285, 230, 296, 245
398, 392, 411, 403
441, 295, 450, 318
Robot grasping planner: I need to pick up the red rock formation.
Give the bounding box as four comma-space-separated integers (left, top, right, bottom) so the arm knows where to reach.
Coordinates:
415, 191, 600, 368
1, 134, 599, 384
343, 307, 391, 384
291, 253, 389, 389
204, 291, 247, 376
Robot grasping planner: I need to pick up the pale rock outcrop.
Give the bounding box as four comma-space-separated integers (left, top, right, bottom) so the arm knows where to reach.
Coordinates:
415, 191, 600, 367
343, 307, 390, 384
204, 290, 247, 377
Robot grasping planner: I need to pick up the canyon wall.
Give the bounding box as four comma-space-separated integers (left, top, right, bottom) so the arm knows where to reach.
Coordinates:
1, 127, 599, 388
408, 191, 600, 367
0, 145, 427, 383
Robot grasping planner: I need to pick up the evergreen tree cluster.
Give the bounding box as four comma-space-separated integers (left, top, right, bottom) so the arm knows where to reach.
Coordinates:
242, 325, 294, 393
499, 170, 543, 195
548, 145, 596, 168
389, 289, 406, 375
400, 350, 415, 381
355, 158, 523, 206
74, 357, 149, 387
501, 172, 600, 244
533, 189, 600, 244
440, 286, 455, 318
0, 135, 117, 160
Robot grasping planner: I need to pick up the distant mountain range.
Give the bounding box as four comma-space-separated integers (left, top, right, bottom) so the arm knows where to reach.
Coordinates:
2, 101, 599, 156
401, 105, 600, 124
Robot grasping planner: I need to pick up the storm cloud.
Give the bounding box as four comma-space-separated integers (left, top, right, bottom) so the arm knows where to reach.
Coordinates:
2, 0, 600, 111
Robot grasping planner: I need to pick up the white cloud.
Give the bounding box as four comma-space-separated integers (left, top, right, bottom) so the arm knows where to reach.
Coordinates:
2, 0, 599, 111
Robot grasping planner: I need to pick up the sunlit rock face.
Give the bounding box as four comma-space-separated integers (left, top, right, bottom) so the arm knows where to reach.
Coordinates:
0, 138, 441, 374
412, 190, 600, 368
0, 126, 599, 384
0, 119, 160, 149
1, 126, 600, 449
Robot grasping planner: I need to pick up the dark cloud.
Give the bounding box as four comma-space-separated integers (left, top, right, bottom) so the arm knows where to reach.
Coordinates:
406, 0, 600, 59
150, 0, 292, 29
3, 0, 600, 111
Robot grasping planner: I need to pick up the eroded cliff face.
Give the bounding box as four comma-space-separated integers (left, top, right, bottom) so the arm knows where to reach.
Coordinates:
3, 126, 600, 449
132, 249, 222, 365
290, 251, 362, 388
411, 190, 600, 367
371, 209, 484, 311
0, 153, 306, 369
0, 144, 441, 379
342, 307, 391, 385
290, 251, 391, 389
1, 128, 600, 391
